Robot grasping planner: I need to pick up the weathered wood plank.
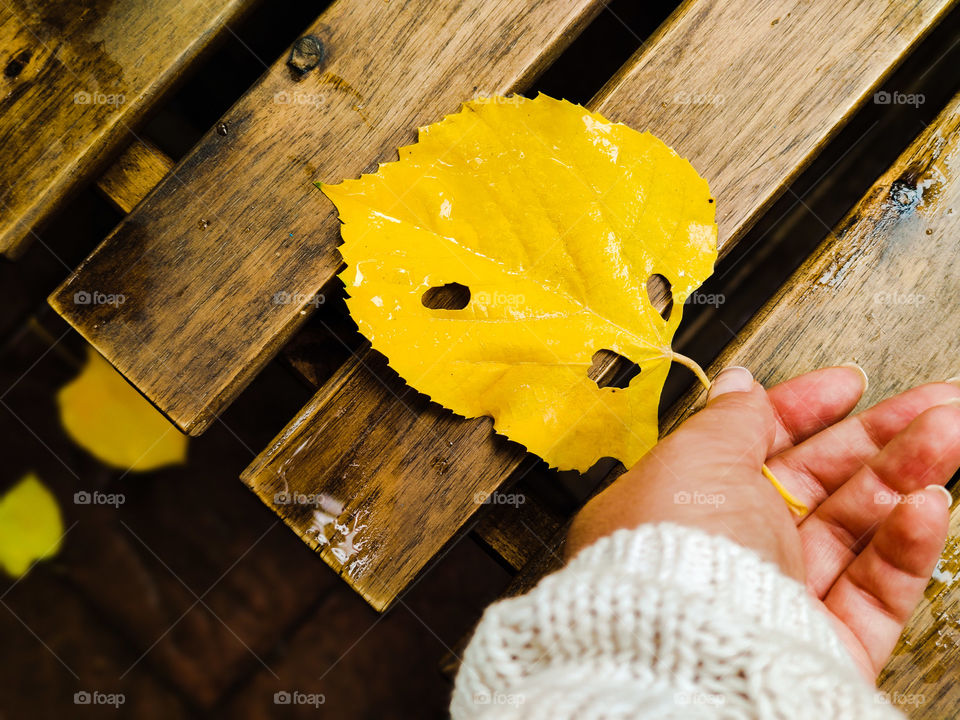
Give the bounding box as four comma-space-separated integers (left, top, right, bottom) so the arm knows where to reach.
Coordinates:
278, 312, 569, 572
50, 0, 607, 433
661, 96, 960, 432
0, 0, 256, 258
505, 92, 960, 712
96, 140, 173, 214
242, 0, 956, 610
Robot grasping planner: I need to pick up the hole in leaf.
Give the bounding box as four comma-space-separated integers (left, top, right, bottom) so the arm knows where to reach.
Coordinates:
588, 349, 640, 389
646, 274, 673, 321
421, 282, 471, 310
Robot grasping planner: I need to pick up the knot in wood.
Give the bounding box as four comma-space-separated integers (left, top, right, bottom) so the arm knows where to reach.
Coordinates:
288, 35, 325, 74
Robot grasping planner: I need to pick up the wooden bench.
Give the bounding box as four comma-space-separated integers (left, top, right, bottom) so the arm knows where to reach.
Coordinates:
236, 0, 955, 611
19, 0, 957, 715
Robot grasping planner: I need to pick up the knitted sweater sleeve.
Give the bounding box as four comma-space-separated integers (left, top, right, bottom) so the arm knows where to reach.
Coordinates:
451, 523, 905, 720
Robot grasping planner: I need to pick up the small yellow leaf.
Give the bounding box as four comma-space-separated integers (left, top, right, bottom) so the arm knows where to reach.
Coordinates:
0, 473, 63, 577
58, 347, 188, 471
323, 94, 717, 472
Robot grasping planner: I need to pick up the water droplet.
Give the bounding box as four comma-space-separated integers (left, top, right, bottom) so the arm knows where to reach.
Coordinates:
216, 122, 228, 136
198, 219, 210, 229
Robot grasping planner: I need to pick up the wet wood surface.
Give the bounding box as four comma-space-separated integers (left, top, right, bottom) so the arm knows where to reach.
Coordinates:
240, 0, 956, 611
50, 0, 607, 434
96, 140, 173, 214
91, 133, 558, 581
0, 0, 255, 257
52, 0, 953, 435
880, 495, 960, 718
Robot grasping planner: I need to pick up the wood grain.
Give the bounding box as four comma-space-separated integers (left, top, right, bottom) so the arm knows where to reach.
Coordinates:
50, 0, 607, 434
661, 94, 960, 433
243, 352, 527, 610
0, 0, 255, 257
83, 115, 630, 579
278, 311, 569, 572
96, 140, 173, 214
241, 0, 956, 610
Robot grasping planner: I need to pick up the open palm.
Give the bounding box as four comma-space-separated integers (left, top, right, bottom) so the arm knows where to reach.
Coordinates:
567, 365, 960, 681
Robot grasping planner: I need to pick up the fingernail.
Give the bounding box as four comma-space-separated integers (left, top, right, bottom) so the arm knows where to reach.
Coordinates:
839, 362, 868, 393
925, 484, 953, 508
708, 366, 754, 399
938, 397, 960, 408
945, 375, 960, 388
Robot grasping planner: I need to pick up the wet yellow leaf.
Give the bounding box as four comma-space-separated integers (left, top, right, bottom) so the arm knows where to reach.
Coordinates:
58, 348, 188, 471
323, 95, 717, 472
0, 473, 63, 577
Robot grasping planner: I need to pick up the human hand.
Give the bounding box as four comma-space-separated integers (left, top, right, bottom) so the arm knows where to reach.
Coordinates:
566, 365, 960, 681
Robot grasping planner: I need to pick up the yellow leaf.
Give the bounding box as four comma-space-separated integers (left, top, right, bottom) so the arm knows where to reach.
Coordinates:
58, 347, 188, 471
322, 94, 717, 472
0, 473, 63, 577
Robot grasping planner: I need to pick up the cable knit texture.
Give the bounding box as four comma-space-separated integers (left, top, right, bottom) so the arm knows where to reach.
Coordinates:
451, 523, 905, 719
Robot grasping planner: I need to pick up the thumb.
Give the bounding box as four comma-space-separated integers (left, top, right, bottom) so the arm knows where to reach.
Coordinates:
670, 365, 777, 469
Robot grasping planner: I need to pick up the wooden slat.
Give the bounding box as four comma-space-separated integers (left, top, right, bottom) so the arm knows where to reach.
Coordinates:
49, 0, 607, 433
241, 0, 956, 611
505, 92, 960, 711
0, 0, 256, 258
278, 313, 570, 571
96, 140, 173, 214
880, 491, 960, 717
661, 98, 960, 433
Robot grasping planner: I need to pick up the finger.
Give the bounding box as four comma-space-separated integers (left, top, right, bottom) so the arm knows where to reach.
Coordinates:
765, 364, 868, 455
799, 403, 960, 597
694, 366, 777, 469
767, 382, 960, 512
567, 367, 784, 566
822, 485, 952, 677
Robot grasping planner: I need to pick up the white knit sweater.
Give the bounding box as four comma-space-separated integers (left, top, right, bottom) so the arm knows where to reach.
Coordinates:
451, 523, 904, 719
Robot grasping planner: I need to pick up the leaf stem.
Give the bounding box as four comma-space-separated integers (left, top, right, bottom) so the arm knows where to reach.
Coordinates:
669, 351, 808, 517
669, 351, 711, 392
